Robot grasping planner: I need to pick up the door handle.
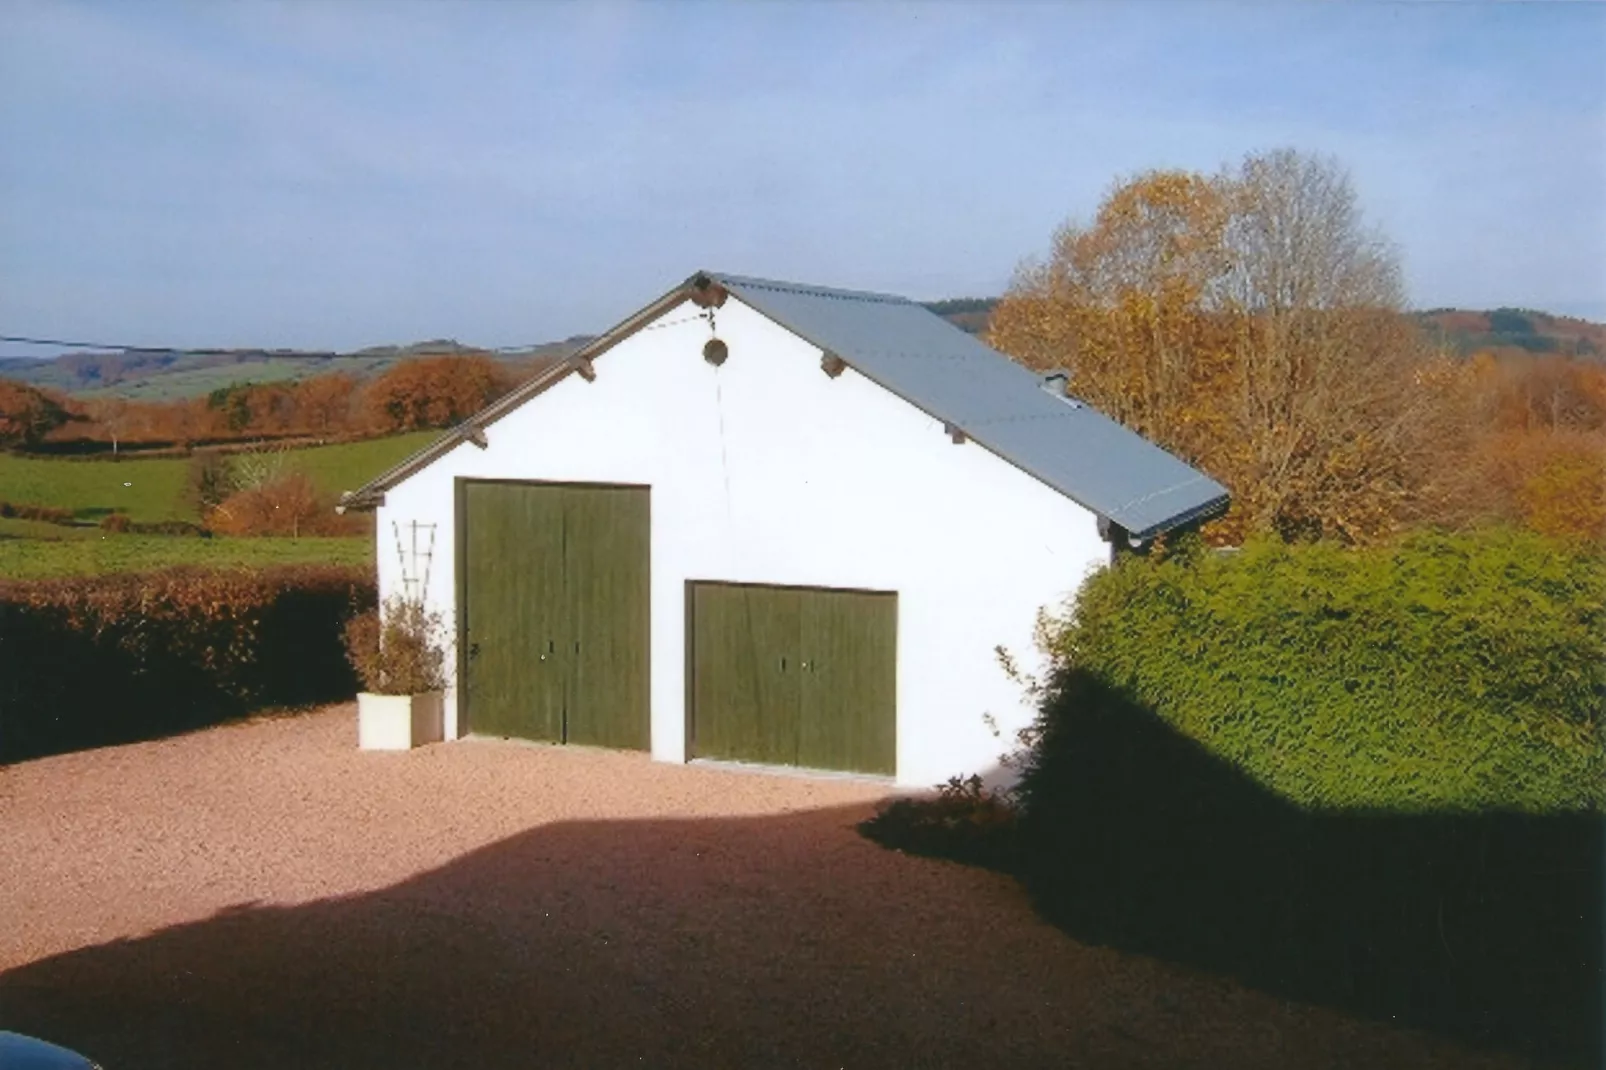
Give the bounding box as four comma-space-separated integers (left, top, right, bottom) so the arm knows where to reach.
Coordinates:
540, 639, 554, 662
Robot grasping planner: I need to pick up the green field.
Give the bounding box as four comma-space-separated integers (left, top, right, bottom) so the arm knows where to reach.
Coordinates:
0, 534, 377, 579
0, 432, 437, 524
72, 355, 400, 401
0, 431, 435, 578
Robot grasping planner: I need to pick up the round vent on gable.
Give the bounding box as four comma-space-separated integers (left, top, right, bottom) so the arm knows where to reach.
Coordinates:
703, 338, 729, 367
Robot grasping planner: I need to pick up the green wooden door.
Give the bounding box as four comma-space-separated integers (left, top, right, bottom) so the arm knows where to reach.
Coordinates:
563, 486, 651, 749
463, 481, 566, 741
688, 583, 801, 766
461, 481, 649, 749
799, 590, 897, 775
688, 582, 895, 775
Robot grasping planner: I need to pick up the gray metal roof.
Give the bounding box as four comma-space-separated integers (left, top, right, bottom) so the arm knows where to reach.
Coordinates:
343, 270, 1228, 537
709, 273, 1228, 538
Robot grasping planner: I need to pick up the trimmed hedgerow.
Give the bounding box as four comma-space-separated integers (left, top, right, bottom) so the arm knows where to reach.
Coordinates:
0, 499, 77, 526
1030, 528, 1604, 813
0, 565, 375, 762
99, 512, 210, 536
1011, 529, 1605, 1062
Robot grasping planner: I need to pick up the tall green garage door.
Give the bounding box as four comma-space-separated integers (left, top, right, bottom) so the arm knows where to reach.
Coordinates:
459, 480, 649, 749
687, 581, 896, 776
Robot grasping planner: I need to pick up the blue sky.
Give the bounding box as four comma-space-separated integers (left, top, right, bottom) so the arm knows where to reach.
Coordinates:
1, 1, 1602, 355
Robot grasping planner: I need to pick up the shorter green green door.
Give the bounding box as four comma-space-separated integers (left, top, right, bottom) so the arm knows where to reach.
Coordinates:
688, 582, 896, 776
798, 589, 897, 774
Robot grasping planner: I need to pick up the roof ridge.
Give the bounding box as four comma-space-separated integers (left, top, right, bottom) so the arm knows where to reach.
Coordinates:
710, 272, 911, 306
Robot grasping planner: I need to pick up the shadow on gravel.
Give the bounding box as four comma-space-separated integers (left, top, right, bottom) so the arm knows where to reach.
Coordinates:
1011, 673, 1604, 1069
0, 793, 1525, 1070
1, 804, 1085, 1070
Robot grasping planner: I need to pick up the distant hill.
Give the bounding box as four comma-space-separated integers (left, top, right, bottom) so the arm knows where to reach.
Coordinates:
920, 299, 1606, 359
0, 337, 591, 400
5, 302, 1599, 400
922, 298, 998, 336
1413, 308, 1603, 359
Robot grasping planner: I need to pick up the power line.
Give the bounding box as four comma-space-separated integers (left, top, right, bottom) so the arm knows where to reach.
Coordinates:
0, 333, 565, 360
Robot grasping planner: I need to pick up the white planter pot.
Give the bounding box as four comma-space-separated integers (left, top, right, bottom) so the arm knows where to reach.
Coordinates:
357, 691, 445, 751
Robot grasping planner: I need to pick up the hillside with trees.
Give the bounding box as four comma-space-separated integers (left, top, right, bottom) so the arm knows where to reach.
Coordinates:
0, 352, 558, 456
0, 337, 588, 399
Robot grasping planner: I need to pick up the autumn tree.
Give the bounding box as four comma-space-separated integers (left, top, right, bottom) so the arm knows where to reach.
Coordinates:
361, 355, 515, 433
184, 450, 235, 514
990, 149, 1432, 543
295, 372, 359, 436
207, 471, 325, 537
0, 379, 73, 450
1414, 351, 1606, 542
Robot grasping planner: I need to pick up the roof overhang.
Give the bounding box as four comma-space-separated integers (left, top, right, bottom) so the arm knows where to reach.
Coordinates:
339, 273, 724, 512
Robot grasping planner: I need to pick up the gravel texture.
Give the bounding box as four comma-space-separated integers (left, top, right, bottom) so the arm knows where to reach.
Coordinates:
0, 706, 1527, 1069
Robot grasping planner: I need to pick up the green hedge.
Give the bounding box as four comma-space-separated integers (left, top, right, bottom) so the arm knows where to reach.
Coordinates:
0, 565, 376, 762
1038, 528, 1604, 812
1011, 529, 1604, 1061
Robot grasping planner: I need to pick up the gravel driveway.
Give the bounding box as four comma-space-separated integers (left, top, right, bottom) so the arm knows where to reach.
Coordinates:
0, 706, 1527, 1069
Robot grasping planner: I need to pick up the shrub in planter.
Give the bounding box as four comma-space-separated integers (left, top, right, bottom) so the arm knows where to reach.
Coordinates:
343, 595, 449, 750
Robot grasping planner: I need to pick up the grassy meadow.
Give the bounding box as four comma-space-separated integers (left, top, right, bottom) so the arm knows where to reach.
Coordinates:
0, 535, 376, 579
0, 431, 435, 576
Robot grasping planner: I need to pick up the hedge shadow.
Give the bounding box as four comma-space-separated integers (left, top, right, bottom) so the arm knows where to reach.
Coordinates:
1017, 670, 1603, 1067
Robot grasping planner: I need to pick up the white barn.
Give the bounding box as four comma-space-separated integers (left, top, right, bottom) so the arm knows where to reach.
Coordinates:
342, 272, 1227, 787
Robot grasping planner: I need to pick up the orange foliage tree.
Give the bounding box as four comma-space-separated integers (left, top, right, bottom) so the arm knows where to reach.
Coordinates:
991, 149, 1439, 544
1515, 435, 1606, 544
295, 373, 360, 435
1417, 351, 1606, 544
206, 471, 364, 537
361, 355, 516, 433
0, 379, 75, 449
53, 357, 510, 449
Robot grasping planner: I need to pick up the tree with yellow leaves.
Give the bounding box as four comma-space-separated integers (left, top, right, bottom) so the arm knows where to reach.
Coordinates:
991, 149, 1435, 543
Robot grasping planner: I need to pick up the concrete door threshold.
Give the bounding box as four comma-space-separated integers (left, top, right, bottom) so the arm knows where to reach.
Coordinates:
460, 733, 649, 758
686, 757, 894, 786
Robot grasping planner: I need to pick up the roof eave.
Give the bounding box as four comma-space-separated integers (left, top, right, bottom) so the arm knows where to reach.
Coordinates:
1118, 491, 1232, 542
337, 278, 706, 511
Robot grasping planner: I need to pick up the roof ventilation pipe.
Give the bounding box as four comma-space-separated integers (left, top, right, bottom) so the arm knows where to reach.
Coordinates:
1040, 369, 1085, 409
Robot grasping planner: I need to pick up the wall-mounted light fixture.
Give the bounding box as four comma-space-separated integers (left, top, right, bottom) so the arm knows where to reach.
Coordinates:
821, 351, 846, 378
703, 338, 729, 367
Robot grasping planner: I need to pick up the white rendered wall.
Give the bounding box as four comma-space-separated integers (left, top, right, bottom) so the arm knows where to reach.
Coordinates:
376, 296, 1109, 787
